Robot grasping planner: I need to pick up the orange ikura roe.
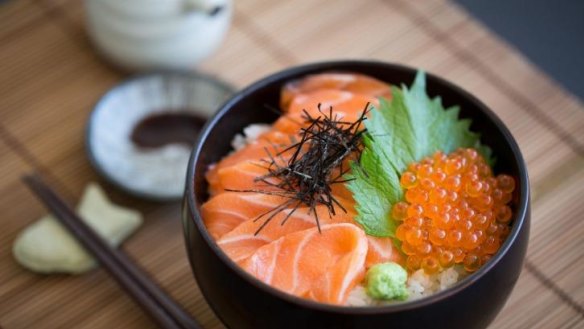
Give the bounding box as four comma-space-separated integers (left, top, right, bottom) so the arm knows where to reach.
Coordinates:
394, 148, 515, 274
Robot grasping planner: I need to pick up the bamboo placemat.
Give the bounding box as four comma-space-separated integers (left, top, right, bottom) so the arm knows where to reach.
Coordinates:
1, 0, 583, 328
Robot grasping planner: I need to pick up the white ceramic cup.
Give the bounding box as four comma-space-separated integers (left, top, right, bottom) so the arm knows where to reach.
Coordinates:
84, 0, 232, 71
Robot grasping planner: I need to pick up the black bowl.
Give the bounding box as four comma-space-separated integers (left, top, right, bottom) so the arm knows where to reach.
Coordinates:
183, 61, 530, 329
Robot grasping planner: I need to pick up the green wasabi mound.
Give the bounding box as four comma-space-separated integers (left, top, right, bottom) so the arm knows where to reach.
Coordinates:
365, 262, 409, 301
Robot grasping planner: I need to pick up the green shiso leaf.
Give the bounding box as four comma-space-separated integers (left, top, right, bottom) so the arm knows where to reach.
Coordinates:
347, 71, 493, 237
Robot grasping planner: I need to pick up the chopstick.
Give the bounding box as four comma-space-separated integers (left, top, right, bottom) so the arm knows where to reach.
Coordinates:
22, 174, 201, 329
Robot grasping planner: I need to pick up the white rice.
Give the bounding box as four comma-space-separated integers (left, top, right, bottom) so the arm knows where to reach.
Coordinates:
346, 267, 465, 306
230, 123, 272, 151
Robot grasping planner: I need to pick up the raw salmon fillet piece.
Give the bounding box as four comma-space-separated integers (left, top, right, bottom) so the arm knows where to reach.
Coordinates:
201, 192, 288, 240
273, 90, 378, 134
209, 161, 272, 196
241, 223, 368, 305
210, 159, 354, 202
204, 190, 401, 266
280, 73, 392, 109
218, 204, 356, 263
365, 236, 403, 268
205, 131, 293, 194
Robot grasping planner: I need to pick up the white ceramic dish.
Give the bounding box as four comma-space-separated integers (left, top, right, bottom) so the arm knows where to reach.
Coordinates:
86, 71, 234, 201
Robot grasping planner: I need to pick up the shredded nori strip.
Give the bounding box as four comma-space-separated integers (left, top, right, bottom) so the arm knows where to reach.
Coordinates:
226, 103, 370, 235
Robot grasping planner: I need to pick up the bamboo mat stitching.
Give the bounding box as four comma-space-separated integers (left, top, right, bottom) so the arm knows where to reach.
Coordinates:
386, 0, 584, 157
30, 0, 89, 50
0, 13, 50, 45
348, 1, 446, 60
233, 11, 300, 65
384, 5, 467, 63
0, 123, 75, 200
525, 260, 584, 316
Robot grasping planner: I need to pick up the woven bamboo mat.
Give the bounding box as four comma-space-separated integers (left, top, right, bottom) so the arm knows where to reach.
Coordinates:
1, 0, 583, 328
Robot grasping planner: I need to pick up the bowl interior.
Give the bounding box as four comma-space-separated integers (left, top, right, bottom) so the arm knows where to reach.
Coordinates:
188, 60, 529, 311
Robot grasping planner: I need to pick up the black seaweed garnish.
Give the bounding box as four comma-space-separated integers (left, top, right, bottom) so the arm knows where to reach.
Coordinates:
227, 103, 370, 235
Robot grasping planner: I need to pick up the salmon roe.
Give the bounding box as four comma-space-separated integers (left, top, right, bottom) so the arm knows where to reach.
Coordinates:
393, 148, 515, 274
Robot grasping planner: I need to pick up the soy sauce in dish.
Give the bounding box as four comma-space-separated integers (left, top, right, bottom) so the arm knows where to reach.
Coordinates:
131, 112, 206, 148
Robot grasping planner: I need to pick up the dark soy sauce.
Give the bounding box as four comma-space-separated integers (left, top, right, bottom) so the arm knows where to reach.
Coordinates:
131, 112, 206, 148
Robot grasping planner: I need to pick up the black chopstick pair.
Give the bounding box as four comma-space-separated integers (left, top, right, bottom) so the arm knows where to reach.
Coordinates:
22, 174, 201, 329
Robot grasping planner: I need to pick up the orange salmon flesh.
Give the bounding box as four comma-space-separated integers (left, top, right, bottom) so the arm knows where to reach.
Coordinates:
201, 73, 401, 305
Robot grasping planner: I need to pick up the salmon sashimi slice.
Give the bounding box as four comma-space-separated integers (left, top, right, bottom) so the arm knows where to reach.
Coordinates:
201, 192, 289, 240
273, 90, 378, 134
220, 130, 293, 169
218, 204, 356, 263
365, 236, 404, 268
280, 73, 392, 109
205, 189, 397, 268
210, 161, 276, 196
206, 130, 293, 193
211, 160, 354, 203
241, 223, 367, 305
210, 164, 399, 267
286, 90, 380, 118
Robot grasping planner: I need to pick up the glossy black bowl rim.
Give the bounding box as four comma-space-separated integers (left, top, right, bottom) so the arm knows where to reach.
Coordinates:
85, 70, 235, 202
185, 60, 530, 314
